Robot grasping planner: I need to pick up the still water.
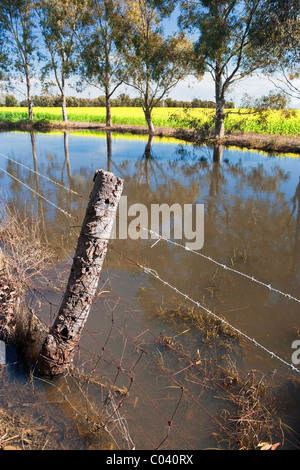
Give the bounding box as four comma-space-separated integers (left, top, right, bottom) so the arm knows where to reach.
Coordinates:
0, 130, 300, 450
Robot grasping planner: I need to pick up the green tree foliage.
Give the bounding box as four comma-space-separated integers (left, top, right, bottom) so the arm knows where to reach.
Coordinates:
0, 0, 38, 119
178, 0, 268, 138
36, 0, 87, 122
242, 90, 291, 111
4, 94, 19, 106
119, 0, 192, 132
249, 0, 300, 101
77, 0, 126, 126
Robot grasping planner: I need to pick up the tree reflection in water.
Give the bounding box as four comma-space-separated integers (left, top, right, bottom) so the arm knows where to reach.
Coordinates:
1, 130, 300, 449
1, 132, 299, 353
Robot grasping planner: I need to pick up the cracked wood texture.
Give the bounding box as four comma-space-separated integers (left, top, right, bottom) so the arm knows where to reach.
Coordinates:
37, 169, 124, 376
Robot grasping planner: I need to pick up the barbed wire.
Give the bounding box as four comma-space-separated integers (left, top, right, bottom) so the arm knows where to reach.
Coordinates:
1, 158, 300, 449
109, 243, 300, 375
0, 166, 81, 223
1, 149, 299, 304
142, 227, 300, 304
0, 151, 88, 201
1, 163, 299, 375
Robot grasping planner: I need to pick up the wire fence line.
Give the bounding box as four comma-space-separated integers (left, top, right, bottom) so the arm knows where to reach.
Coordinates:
0, 166, 81, 223
0, 161, 299, 373
141, 228, 300, 305
1, 155, 300, 449
1, 149, 299, 305
0, 152, 88, 201
29, 257, 300, 450
109, 243, 300, 375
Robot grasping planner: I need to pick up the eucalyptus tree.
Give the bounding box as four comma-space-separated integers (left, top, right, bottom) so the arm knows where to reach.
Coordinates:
36, 0, 87, 122
248, 0, 300, 102
120, 0, 192, 133
77, 0, 126, 127
0, 0, 38, 119
177, 0, 266, 138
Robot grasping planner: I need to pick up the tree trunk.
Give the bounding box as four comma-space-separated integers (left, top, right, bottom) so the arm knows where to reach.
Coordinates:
37, 169, 124, 377
144, 106, 155, 133
27, 93, 33, 121
25, 63, 33, 120
62, 93, 68, 123
106, 93, 112, 127
62, 76, 68, 122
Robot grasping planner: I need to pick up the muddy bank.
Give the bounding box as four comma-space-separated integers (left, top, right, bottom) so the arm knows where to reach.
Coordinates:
1, 119, 299, 155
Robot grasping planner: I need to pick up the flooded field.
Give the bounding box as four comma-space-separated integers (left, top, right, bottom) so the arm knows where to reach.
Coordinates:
0, 130, 300, 450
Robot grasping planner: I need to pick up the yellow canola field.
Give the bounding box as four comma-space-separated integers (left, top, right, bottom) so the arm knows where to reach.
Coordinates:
0, 106, 299, 135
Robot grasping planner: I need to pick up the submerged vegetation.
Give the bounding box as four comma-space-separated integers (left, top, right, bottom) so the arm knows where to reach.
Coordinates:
151, 303, 289, 450
0, 205, 294, 450
0, 206, 135, 450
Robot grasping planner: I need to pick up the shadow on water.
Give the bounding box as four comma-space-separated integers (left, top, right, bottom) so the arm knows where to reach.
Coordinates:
1, 130, 300, 449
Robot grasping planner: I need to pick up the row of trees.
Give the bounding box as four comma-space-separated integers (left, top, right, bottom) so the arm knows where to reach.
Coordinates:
0, 92, 235, 108
0, 0, 299, 137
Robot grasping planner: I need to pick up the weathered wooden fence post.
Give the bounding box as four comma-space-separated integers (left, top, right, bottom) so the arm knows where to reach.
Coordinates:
37, 169, 124, 376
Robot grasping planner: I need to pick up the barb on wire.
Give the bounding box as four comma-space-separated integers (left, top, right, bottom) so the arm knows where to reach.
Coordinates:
0, 151, 88, 201
0, 166, 80, 223
109, 243, 300, 376
141, 227, 300, 305
2, 161, 299, 449
1, 148, 298, 305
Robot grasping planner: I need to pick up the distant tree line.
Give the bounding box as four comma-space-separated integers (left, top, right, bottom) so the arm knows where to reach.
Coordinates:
0, 92, 235, 109
0, 0, 298, 137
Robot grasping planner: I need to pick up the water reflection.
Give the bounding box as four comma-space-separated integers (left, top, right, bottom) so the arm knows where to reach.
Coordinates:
1, 131, 299, 301
2, 130, 297, 327
1, 130, 300, 449
63, 131, 72, 184
213, 144, 223, 163
138, 135, 154, 186
292, 177, 300, 281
